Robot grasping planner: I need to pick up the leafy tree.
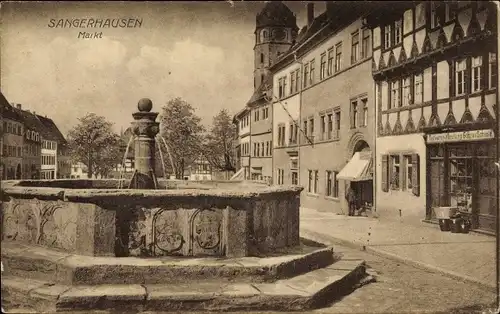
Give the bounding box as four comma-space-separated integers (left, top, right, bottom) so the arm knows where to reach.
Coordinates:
67, 113, 121, 178
159, 98, 205, 179
203, 109, 237, 176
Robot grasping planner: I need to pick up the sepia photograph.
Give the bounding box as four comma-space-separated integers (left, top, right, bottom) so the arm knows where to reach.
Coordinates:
0, 1, 499, 313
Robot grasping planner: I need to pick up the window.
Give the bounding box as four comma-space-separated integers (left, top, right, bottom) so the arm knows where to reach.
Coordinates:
262, 107, 269, 119
472, 56, 482, 92
335, 111, 341, 139
17, 147, 21, 157
260, 74, 264, 85
253, 143, 256, 156
455, 59, 466, 96
445, 3, 456, 22
384, 24, 391, 49
320, 53, 326, 80
308, 170, 313, 193
391, 80, 401, 108
303, 120, 308, 137
309, 118, 314, 141
351, 31, 359, 64
303, 64, 309, 87
277, 169, 284, 185
255, 110, 260, 122
361, 28, 370, 59
277, 124, 286, 147
351, 101, 358, 128
335, 43, 342, 72
290, 71, 296, 94
291, 171, 298, 185
405, 155, 413, 191
314, 170, 319, 194
489, 53, 497, 89
290, 157, 298, 170
394, 20, 402, 45
309, 59, 315, 85
390, 155, 400, 190
327, 48, 334, 75
320, 115, 326, 140
402, 77, 411, 106
260, 53, 264, 64
278, 77, 286, 98
261, 142, 265, 156
414, 73, 423, 104
361, 98, 368, 127
326, 171, 339, 198
430, 2, 439, 29
295, 69, 301, 92
327, 113, 333, 139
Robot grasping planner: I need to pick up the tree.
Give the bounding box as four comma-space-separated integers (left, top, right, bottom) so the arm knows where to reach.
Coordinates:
159, 98, 205, 179
67, 113, 121, 178
203, 109, 237, 176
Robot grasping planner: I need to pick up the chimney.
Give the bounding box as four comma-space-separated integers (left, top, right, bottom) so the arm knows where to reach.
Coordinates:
16, 104, 21, 110
307, 2, 314, 26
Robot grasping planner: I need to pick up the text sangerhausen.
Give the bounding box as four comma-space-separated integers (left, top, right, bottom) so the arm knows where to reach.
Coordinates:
48, 18, 143, 28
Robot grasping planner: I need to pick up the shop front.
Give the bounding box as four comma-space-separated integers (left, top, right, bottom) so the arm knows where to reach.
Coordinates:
427, 129, 498, 233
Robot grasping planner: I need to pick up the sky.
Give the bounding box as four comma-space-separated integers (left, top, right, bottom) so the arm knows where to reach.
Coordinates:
1, 1, 326, 136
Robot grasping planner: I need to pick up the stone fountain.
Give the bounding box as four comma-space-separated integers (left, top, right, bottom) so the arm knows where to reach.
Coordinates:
1, 99, 370, 313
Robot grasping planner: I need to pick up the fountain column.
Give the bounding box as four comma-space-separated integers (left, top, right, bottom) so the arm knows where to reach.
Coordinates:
130, 98, 160, 189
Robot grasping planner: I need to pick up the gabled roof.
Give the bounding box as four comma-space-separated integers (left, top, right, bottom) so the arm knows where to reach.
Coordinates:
247, 75, 273, 106
36, 114, 67, 144
16, 109, 46, 135
0, 93, 23, 122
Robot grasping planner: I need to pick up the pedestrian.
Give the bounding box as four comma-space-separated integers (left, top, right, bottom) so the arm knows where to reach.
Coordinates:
345, 184, 357, 216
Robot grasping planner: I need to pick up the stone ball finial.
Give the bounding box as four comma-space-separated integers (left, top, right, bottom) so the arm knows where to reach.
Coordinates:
138, 98, 153, 112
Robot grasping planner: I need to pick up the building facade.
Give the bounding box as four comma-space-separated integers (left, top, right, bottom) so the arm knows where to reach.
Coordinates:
366, 1, 498, 232
1, 93, 68, 180
233, 1, 298, 183
270, 2, 375, 214
1, 99, 24, 180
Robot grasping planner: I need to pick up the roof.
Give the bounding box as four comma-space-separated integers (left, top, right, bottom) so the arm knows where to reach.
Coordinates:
16, 109, 46, 135
256, 1, 298, 31
247, 75, 273, 106
35, 114, 67, 144
0, 93, 23, 122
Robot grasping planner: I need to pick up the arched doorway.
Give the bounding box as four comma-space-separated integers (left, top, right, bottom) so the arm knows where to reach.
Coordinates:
338, 133, 374, 216
16, 164, 22, 180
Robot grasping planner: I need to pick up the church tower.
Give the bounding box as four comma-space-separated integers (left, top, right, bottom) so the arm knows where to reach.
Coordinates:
254, 1, 298, 90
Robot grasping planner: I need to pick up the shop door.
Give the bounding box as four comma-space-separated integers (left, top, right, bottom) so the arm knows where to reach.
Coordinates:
428, 145, 446, 219
475, 143, 497, 232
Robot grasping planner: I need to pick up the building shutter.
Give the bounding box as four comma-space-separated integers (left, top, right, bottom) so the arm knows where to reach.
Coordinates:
412, 153, 420, 196
381, 154, 389, 192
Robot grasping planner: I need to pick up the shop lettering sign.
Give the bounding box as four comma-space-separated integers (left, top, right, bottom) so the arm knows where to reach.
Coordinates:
427, 129, 494, 144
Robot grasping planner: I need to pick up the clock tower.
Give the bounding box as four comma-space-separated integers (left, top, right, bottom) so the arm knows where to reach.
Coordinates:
254, 1, 298, 91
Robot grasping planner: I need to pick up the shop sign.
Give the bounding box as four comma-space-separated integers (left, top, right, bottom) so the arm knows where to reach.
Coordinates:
427, 129, 495, 144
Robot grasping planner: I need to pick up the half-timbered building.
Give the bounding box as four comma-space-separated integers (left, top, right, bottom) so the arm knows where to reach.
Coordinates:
366, 1, 498, 232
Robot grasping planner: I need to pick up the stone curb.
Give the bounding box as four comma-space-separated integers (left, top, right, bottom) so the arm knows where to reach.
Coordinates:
300, 229, 496, 293
2, 260, 368, 312
1, 243, 337, 285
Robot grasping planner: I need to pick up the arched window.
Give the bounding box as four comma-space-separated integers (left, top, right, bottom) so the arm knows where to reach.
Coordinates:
263, 30, 268, 38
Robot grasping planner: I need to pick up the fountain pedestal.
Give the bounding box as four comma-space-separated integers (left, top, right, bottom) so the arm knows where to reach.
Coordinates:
130, 98, 159, 189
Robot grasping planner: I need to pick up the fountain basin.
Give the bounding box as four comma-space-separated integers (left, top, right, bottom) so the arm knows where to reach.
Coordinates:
1, 180, 302, 258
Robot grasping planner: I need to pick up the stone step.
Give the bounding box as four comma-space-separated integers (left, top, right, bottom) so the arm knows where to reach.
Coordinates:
1, 259, 367, 312
1, 242, 338, 285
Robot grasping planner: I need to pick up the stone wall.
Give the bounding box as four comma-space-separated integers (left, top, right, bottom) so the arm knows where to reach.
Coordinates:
1, 180, 301, 258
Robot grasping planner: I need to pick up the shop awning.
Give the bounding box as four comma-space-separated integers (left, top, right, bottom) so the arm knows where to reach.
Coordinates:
337, 151, 373, 182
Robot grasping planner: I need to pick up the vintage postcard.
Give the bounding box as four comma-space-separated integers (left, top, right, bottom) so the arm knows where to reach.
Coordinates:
0, 1, 499, 313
